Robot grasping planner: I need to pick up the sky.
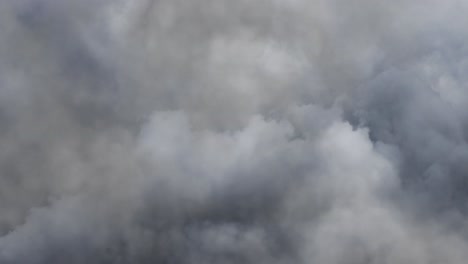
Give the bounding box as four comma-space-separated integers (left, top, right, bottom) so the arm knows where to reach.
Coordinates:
0, 0, 468, 263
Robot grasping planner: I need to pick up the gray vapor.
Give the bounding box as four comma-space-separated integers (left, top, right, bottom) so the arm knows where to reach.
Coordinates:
0, 0, 468, 263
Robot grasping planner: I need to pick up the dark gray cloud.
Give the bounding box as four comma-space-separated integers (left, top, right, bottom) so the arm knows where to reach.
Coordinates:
1, 0, 468, 263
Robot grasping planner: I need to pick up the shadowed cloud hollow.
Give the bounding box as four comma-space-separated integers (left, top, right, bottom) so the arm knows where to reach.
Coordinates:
0, 0, 468, 263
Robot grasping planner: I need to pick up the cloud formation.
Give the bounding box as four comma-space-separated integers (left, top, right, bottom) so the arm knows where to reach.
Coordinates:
0, 0, 468, 263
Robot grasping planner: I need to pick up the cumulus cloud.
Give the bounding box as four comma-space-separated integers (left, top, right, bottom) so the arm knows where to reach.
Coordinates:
0, 0, 468, 263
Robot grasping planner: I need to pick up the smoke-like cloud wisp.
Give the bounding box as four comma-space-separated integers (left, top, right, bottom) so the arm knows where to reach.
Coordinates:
0, 0, 468, 263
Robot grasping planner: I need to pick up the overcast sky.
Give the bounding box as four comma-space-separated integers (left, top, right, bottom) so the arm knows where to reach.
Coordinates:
0, 0, 468, 263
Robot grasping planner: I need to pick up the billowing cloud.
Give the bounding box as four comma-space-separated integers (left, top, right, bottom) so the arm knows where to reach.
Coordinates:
0, 0, 468, 263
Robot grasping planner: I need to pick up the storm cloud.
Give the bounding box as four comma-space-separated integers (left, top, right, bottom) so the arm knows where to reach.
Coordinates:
0, 0, 468, 263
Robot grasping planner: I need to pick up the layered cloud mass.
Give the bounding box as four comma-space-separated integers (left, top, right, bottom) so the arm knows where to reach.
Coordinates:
1, 0, 468, 263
